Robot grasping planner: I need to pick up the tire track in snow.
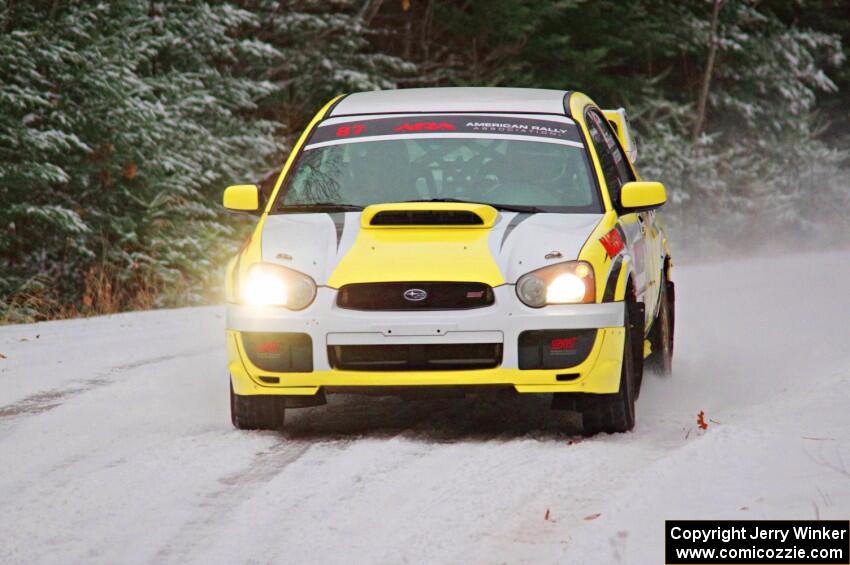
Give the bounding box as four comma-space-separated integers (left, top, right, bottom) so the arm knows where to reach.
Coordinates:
0, 346, 217, 421
152, 437, 314, 563
151, 400, 482, 563
282, 391, 583, 443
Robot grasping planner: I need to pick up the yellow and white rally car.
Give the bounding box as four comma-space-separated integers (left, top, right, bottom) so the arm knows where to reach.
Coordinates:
223, 87, 674, 435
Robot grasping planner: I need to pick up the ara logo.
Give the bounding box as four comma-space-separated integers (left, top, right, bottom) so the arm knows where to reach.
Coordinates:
393, 121, 456, 133
403, 288, 428, 302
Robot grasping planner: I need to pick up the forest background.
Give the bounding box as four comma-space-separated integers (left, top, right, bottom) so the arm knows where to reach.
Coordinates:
1, 0, 848, 321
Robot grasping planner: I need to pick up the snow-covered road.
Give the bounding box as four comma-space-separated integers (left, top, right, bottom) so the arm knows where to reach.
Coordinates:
1, 251, 849, 564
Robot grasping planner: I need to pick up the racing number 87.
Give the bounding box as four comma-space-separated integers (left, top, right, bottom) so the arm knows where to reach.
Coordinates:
336, 124, 366, 137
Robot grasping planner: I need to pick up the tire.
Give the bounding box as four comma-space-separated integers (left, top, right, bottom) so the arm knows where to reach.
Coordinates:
552, 303, 637, 435
230, 380, 286, 430
647, 277, 675, 376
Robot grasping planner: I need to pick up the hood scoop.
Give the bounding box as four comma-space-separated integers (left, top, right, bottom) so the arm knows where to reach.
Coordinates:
361, 202, 498, 229
371, 209, 483, 226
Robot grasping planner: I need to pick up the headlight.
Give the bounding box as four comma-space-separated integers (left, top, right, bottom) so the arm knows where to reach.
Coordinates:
241, 263, 317, 310
516, 261, 595, 307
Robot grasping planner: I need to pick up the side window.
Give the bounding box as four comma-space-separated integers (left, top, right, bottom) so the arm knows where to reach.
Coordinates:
586, 110, 635, 208
602, 120, 635, 186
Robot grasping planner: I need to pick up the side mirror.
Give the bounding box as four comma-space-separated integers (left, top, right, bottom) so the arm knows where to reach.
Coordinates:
620, 181, 666, 212
223, 184, 261, 213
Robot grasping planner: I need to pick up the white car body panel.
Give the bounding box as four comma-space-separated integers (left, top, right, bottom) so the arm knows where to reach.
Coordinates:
226, 288, 624, 371
330, 87, 570, 117
260, 211, 604, 287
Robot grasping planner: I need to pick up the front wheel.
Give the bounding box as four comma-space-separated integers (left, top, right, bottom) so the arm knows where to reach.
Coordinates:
647, 279, 675, 376
230, 380, 286, 430
552, 303, 637, 435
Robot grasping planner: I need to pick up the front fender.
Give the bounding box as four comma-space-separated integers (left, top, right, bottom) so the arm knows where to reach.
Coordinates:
600, 253, 633, 302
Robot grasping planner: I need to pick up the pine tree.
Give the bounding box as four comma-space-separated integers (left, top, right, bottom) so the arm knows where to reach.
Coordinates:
0, 1, 412, 320
1, 0, 847, 319
0, 1, 283, 319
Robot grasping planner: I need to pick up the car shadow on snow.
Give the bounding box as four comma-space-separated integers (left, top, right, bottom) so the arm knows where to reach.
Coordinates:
277, 392, 585, 443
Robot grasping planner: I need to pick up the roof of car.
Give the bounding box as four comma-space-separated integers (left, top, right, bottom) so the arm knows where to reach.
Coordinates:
329, 87, 570, 117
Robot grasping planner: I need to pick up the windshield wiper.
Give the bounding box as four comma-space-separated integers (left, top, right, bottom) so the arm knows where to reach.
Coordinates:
402, 198, 546, 214
276, 202, 364, 213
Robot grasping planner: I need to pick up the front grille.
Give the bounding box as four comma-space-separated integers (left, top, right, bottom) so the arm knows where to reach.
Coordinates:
337, 282, 494, 311
329, 343, 502, 371
370, 210, 483, 226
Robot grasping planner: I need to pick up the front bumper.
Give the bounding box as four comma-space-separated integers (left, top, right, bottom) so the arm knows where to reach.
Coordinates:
227, 286, 626, 396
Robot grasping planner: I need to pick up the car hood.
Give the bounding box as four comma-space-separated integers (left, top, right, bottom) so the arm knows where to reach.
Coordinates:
260, 211, 603, 287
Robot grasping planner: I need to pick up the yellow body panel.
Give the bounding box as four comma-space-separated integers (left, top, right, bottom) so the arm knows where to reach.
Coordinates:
328, 224, 504, 287
228, 327, 624, 396
329, 201, 505, 287
577, 210, 619, 300
328, 202, 505, 288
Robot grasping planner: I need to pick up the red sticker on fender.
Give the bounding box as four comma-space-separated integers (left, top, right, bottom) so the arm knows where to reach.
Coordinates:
599, 228, 625, 258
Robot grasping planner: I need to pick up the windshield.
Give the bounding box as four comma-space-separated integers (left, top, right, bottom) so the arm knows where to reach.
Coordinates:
274, 114, 601, 213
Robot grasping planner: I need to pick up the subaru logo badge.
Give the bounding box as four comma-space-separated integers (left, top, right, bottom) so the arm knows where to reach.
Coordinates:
403, 288, 428, 302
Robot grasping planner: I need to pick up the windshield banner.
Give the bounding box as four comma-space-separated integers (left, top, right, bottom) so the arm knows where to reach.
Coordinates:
306, 114, 584, 149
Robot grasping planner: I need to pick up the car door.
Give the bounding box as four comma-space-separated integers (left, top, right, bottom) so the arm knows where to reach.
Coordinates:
585, 109, 660, 323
